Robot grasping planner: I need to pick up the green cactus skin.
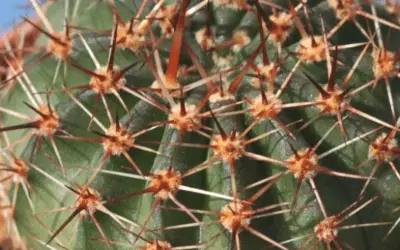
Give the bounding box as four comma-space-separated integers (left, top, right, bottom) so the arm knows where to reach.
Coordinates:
1, 0, 400, 249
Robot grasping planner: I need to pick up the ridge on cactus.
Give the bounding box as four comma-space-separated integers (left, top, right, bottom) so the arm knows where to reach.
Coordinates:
1, 0, 400, 249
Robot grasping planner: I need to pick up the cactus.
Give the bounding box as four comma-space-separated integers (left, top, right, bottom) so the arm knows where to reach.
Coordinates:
1, 0, 400, 249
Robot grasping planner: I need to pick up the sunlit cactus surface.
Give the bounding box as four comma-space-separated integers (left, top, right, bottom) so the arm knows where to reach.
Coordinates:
1, 0, 400, 249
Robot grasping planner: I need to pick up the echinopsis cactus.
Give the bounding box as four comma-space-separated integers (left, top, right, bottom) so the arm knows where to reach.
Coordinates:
0, 0, 400, 249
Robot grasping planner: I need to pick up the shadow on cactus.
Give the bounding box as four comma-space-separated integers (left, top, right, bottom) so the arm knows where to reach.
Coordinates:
0, 0, 400, 249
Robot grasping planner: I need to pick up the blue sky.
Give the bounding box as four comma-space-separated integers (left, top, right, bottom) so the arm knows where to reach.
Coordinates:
0, 0, 34, 34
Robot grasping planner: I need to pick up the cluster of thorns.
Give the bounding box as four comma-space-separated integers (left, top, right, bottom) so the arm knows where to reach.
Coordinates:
0, 0, 400, 249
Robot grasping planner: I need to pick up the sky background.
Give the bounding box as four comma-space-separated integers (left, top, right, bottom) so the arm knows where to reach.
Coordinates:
0, 0, 34, 35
